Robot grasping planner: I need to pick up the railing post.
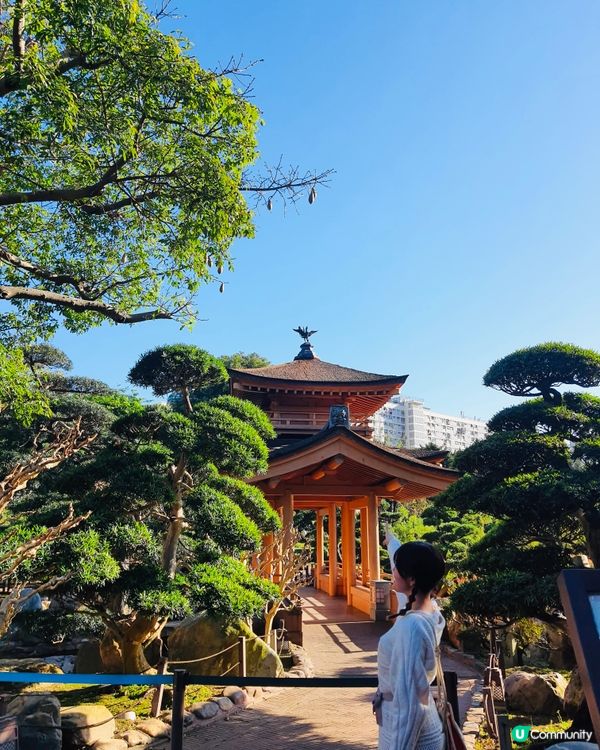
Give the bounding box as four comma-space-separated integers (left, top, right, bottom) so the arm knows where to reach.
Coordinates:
150, 657, 168, 717
171, 669, 187, 750
238, 636, 246, 678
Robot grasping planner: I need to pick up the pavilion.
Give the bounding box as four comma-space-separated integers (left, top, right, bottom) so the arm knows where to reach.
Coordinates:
229, 330, 457, 618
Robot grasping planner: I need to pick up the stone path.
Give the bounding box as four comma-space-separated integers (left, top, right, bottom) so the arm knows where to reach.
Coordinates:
184, 588, 481, 749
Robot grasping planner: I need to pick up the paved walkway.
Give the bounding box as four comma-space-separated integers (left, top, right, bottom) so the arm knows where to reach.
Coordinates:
184, 588, 481, 749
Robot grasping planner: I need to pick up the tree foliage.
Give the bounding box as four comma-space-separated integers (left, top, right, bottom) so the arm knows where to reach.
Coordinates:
439, 342, 600, 625
18, 345, 280, 672
484, 343, 600, 403
0, 345, 116, 636
0, 1, 330, 341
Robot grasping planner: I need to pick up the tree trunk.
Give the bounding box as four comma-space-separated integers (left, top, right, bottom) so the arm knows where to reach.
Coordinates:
581, 511, 600, 567
100, 614, 164, 673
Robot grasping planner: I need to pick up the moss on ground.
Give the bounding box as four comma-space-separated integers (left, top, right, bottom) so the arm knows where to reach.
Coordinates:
3, 681, 216, 731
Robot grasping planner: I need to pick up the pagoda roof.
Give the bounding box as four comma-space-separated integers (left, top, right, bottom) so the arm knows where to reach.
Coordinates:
250, 425, 458, 502
229, 358, 407, 388
270, 426, 454, 473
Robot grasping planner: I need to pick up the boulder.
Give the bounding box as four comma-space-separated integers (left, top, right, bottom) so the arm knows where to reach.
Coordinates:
508, 619, 575, 670
564, 669, 585, 716
222, 686, 248, 707
0, 658, 62, 673
505, 671, 568, 716
168, 613, 284, 677
190, 700, 219, 720
212, 696, 234, 712
158, 709, 193, 726
7, 694, 61, 750
121, 729, 151, 746
75, 640, 105, 674
61, 704, 116, 748
134, 718, 170, 738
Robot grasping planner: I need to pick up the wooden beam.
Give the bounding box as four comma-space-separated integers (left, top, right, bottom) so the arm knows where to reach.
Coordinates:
309, 454, 345, 481
381, 478, 403, 493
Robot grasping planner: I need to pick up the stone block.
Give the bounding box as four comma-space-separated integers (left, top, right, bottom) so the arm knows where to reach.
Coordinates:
61, 704, 115, 749
135, 718, 170, 738
190, 701, 219, 720
121, 729, 152, 746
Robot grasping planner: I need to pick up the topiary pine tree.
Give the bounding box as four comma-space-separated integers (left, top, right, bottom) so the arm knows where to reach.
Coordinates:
437, 342, 600, 626
22, 345, 280, 672
0, 344, 122, 635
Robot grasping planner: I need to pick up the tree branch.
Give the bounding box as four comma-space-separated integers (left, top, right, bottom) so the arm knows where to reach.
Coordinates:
0, 284, 172, 324
0, 156, 125, 207
0, 418, 97, 514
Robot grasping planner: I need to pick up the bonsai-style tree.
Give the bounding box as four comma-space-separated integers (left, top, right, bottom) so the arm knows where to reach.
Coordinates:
0, 344, 119, 635
23, 345, 281, 672
255, 524, 311, 641
0, 0, 329, 342
437, 343, 600, 626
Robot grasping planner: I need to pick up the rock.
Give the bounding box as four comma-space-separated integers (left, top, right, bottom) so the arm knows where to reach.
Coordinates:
74, 639, 105, 674
121, 729, 151, 746
8, 694, 61, 750
505, 671, 568, 716
564, 668, 585, 716
212, 696, 234, 712
190, 701, 219, 720
159, 708, 193, 726
0, 588, 42, 614
168, 613, 284, 678
135, 718, 170, 738
0, 658, 62, 673
222, 687, 247, 707
508, 619, 575, 670
61, 704, 116, 748
93, 741, 128, 750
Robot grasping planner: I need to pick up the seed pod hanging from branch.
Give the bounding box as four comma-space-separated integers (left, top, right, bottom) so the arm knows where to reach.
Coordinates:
267, 197, 273, 211
308, 186, 317, 205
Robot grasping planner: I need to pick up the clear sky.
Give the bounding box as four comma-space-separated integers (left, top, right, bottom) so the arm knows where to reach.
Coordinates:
53, 1, 600, 420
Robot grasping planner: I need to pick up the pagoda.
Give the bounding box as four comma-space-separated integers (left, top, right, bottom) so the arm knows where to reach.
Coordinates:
228, 329, 457, 618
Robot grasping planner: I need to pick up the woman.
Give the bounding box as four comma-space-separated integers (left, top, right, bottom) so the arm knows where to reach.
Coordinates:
376, 535, 447, 750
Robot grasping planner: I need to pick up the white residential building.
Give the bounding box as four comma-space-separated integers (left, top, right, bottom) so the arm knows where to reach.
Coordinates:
371, 397, 487, 452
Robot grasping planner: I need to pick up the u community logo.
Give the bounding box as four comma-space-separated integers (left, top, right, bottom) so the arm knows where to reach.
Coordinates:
511, 725, 594, 744
512, 726, 530, 743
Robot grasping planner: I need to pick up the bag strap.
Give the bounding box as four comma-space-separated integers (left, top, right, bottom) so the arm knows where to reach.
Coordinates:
419, 613, 449, 721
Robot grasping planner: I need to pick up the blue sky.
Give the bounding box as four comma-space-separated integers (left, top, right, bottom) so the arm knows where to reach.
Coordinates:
53, 1, 600, 420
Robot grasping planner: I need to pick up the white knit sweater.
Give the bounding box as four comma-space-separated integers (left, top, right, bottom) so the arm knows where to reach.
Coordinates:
377, 609, 446, 750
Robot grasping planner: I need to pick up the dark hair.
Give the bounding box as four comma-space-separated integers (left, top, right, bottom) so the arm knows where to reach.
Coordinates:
393, 541, 446, 617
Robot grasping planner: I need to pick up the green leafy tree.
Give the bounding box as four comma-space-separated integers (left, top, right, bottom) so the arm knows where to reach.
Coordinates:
220, 352, 270, 370
21, 345, 280, 672
438, 342, 600, 625
168, 351, 271, 409
391, 504, 435, 544
0, 345, 119, 635
0, 1, 330, 342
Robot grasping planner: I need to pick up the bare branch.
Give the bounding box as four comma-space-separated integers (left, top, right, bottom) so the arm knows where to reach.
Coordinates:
0, 420, 96, 514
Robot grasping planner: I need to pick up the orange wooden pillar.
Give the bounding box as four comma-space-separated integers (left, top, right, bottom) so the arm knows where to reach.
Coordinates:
360, 506, 370, 585
281, 492, 293, 547
315, 508, 324, 590
328, 503, 338, 597
367, 493, 380, 582
341, 502, 356, 604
